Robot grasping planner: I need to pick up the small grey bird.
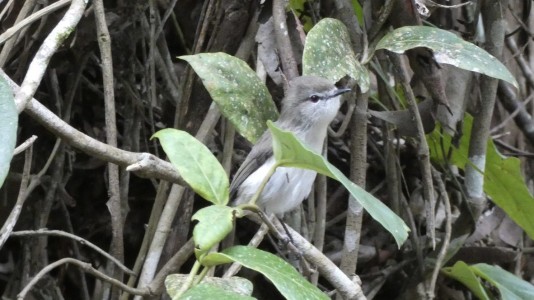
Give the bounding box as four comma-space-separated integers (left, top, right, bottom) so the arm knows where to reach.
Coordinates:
230, 76, 350, 215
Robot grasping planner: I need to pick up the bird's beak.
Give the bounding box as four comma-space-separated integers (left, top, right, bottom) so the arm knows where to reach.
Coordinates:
330, 88, 351, 98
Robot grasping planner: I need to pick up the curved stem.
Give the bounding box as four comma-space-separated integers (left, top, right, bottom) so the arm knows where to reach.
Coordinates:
249, 163, 279, 206
193, 266, 210, 286
176, 260, 201, 297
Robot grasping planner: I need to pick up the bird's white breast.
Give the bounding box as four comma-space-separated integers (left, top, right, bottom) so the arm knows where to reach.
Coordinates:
236, 157, 317, 215
234, 110, 337, 215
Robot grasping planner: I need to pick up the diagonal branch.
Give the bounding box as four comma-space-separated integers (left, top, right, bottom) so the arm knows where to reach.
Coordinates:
0, 70, 186, 186
14, 0, 87, 113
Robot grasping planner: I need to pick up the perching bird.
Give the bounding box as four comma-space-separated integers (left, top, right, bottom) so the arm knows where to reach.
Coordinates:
230, 76, 350, 215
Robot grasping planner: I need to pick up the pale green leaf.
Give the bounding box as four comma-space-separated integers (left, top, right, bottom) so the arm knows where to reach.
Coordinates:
152, 129, 229, 205
179, 53, 278, 143
376, 26, 518, 88
473, 264, 534, 300
165, 274, 254, 300
0, 76, 17, 188
428, 115, 534, 240
443, 262, 534, 300
268, 121, 409, 247
209, 246, 328, 300
303, 18, 370, 92
442, 261, 490, 300
192, 205, 235, 257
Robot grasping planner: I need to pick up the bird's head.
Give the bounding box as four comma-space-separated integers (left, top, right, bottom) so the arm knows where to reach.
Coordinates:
281, 76, 350, 129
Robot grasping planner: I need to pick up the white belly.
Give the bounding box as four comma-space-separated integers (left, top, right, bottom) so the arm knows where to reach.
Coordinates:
236, 158, 317, 215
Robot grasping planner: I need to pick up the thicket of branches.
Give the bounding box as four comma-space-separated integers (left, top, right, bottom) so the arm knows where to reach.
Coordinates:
1, 0, 533, 299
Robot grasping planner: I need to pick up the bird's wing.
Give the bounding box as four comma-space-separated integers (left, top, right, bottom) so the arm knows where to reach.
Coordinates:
229, 131, 273, 201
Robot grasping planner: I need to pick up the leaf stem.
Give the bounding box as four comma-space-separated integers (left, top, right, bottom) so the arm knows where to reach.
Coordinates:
193, 265, 210, 286
176, 260, 201, 297
248, 163, 279, 206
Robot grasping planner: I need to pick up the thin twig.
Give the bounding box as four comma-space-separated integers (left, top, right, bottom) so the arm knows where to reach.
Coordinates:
14, 0, 87, 112
311, 170, 327, 285
0, 70, 186, 185
120, 181, 171, 300
389, 53, 436, 251
368, 0, 395, 41
426, 169, 452, 300
464, 0, 507, 220
495, 83, 534, 144
272, 0, 299, 82
270, 219, 366, 300
93, 1, 124, 296
0, 0, 36, 66
0, 143, 33, 249
17, 258, 151, 300
0, 0, 71, 46
13, 135, 37, 156
223, 223, 269, 278
134, 103, 221, 297
10, 230, 135, 275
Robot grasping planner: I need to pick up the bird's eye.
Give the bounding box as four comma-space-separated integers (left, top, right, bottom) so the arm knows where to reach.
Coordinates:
310, 95, 320, 103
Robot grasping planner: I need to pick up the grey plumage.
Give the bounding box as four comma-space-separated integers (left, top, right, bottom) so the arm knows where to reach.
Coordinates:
229, 132, 273, 201
230, 76, 350, 214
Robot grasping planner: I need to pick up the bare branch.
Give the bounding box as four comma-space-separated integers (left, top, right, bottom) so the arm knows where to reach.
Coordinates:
10, 229, 134, 276
14, 0, 87, 112
17, 258, 151, 300
0, 70, 186, 186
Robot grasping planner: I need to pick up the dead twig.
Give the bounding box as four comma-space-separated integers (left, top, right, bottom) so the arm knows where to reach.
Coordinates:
17, 258, 152, 300
10, 230, 134, 275
14, 0, 87, 112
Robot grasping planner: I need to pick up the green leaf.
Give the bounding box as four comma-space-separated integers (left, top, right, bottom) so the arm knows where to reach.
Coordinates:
289, 0, 305, 11
268, 121, 409, 247
288, 0, 313, 31
180, 284, 256, 300
473, 264, 534, 300
443, 262, 534, 300
152, 129, 229, 205
442, 261, 490, 300
351, 0, 364, 25
208, 246, 329, 300
376, 26, 518, 88
165, 274, 254, 300
428, 115, 534, 240
179, 53, 279, 143
0, 76, 17, 188
192, 205, 235, 258
201, 251, 235, 267
303, 18, 370, 92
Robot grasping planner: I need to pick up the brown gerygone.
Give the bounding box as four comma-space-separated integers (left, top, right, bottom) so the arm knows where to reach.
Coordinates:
230, 76, 350, 215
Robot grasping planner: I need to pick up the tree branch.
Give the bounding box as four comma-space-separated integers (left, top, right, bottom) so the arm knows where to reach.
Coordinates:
14, 0, 87, 113
17, 258, 151, 300
0, 70, 186, 186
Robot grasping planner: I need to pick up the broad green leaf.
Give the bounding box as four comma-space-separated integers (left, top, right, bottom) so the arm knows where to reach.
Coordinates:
268, 121, 409, 247
179, 53, 278, 143
165, 274, 254, 300
376, 26, 518, 88
152, 129, 229, 205
442, 261, 490, 300
208, 246, 329, 300
428, 115, 534, 240
0, 76, 17, 188
303, 18, 370, 92
473, 264, 534, 300
443, 262, 534, 300
192, 205, 235, 258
